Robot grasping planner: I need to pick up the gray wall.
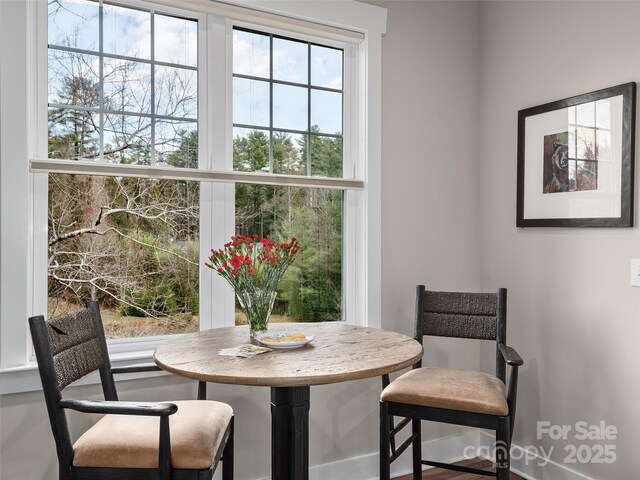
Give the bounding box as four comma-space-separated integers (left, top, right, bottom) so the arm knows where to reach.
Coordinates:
378, 0, 484, 442
479, 1, 640, 478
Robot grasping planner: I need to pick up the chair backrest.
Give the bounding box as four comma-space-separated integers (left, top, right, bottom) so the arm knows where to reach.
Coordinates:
29, 301, 118, 471
415, 285, 507, 382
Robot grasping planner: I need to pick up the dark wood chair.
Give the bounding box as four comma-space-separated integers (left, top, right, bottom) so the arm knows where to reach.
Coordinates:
29, 301, 234, 480
380, 285, 523, 480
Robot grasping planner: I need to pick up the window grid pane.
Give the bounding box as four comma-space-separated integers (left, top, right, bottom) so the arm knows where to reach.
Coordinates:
47, 173, 200, 338
48, 0, 198, 166
232, 27, 343, 178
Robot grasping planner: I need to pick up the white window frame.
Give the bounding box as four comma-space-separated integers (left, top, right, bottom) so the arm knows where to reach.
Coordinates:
0, 0, 386, 393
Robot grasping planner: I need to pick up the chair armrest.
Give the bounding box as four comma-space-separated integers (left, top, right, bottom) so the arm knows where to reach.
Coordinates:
59, 399, 177, 416
111, 363, 162, 374
498, 344, 524, 366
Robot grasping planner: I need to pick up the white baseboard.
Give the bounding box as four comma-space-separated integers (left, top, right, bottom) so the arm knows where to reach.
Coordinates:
297, 431, 597, 480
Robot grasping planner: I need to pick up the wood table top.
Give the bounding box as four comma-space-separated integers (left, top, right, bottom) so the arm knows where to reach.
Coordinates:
154, 323, 423, 387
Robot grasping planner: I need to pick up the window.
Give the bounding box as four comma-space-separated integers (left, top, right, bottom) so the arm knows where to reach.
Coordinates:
0, 0, 384, 378
47, 0, 200, 338
232, 28, 344, 323
43, 0, 352, 339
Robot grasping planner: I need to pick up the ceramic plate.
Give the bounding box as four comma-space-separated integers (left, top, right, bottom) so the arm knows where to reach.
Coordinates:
256, 331, 314, 349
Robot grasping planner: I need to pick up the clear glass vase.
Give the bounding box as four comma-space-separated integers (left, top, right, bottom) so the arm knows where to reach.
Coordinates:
236, 289, 277, 339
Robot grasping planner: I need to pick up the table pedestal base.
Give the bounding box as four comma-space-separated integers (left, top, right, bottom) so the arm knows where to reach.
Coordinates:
271, 386, 310, 480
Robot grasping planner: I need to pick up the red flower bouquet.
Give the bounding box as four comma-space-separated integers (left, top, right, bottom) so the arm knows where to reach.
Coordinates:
206, 235, 300, 338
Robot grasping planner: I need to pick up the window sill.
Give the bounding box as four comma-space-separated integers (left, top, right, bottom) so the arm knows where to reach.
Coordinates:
0, 350, 171, 395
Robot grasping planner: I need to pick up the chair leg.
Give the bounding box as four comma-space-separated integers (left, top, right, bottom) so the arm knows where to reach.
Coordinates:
380, 401, 391, 480
222, 417, 234, 480
412, 419, 422, 480
59, 465, 71, 480
496, 416, 511, 480
197, 381, 207, 400
159, 416, 171, 480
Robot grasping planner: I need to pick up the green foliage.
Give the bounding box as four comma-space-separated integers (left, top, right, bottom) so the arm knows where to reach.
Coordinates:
48, 74, 100, 160
232, 127, 343, 322
276, 190, 343, 322
234, 131, 275, 238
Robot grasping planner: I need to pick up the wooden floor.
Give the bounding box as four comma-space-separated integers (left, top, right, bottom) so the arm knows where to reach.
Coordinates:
393, 458, 524, 480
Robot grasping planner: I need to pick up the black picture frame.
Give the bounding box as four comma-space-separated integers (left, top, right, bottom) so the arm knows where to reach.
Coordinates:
517, 82, 636, 227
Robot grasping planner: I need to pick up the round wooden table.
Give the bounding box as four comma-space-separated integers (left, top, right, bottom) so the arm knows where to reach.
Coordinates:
154, 322, 423, 480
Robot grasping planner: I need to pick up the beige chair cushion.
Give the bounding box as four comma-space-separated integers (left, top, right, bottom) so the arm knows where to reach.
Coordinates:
73, 400, 233, 470
381, 368, 508, 416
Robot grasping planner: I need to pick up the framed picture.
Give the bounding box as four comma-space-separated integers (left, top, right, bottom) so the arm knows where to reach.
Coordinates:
517, 82, 636, 227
